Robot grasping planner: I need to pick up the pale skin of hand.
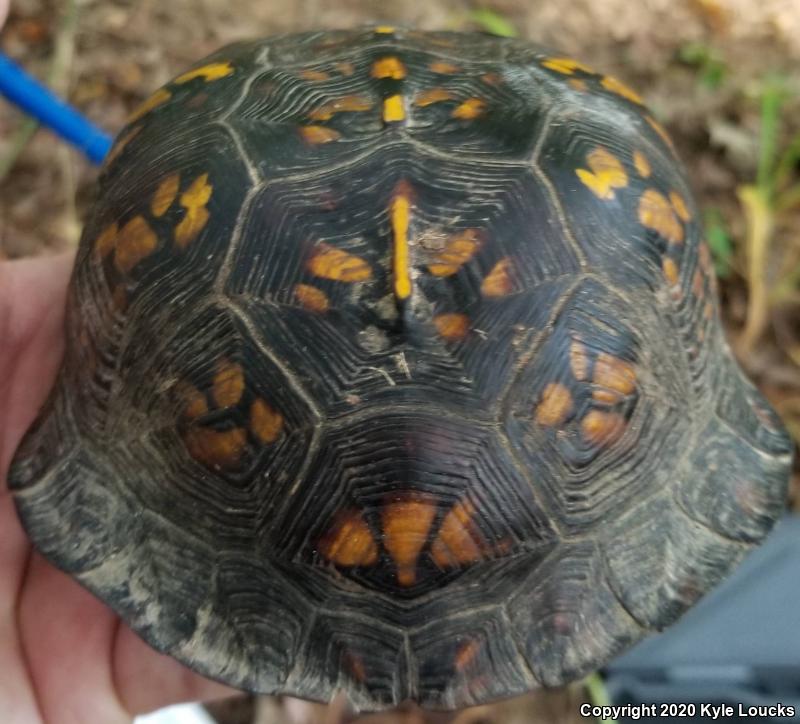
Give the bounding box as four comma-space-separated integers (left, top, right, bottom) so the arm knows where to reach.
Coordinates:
0, 253, 238, 724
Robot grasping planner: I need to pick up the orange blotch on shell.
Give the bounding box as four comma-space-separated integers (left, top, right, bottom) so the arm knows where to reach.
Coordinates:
127, 88, 171, 124
104, 126, 142, 166
639, 188, 684, 244
429, 60, 461, 74
452, 98, 486, 120
371, 57, 407, 80
481, 72, 502, 86
633, 150, 652, 178
382, 497, 437, 587
175, 173, 213, 249
308, 243, 372, 282
184, 426, 247, 469
536, 382, 573, 427
319, 508, 379, 567
298, 125, 342, 144
335, 61, 355, 76
427, 229, 482, 276
593, 353, 636, 395
300, 69, 330, 82
481, 257, 514, 297
114, 216, 158, 274
663, 257, 680, 286
646, 116, 677, 153
213, 360, 245, 408
182, 383, 209, 419
601, 75, 644, 105
430, 500, 487, 568
433, 313, 470, 342
383, 94, 405, 122
374, 25, 395, 34
94, 222, 118, 259
581, 410, 626, 446
592, 388, 623, 405
568, 78, 588, 92
541, 57, 594, 75
175, 61, 234, 84
294, 283, 330, 313
454, 640, 481, 672
670, 191, 691, 221
344, 651, 368, 683
576, 147, 628, 200
569, 339, 590, 381
151, 173, 180, 217
414, 87, 456, 107
308, 95, 373, 121
250, 397, 283, 444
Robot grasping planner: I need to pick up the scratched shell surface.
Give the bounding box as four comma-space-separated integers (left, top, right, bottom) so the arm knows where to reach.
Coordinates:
8, 28, 793, 711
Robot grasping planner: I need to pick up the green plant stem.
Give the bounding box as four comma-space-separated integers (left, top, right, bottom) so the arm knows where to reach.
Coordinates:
585, 672, 617, 724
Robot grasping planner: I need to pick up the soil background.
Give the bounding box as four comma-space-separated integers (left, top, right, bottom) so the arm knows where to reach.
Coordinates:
1, 1, 799, 723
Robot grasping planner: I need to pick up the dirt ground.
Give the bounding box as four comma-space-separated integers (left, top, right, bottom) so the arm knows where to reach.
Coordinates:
1, 1, 799, 723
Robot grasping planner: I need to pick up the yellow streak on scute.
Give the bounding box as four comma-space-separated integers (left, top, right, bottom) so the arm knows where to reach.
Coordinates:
646, 116, 677, 154
428, 229, 482, 276
670, 191, 691, 221
568, 78, 588, 92
294, 283, 330, 313
319, 509, 379, 567
374, 25, 395, 34
481, 257, 514, 297
94, 223, 118, 259
300, 69, 330, 82
433, 313, 469, 341
414, 87, 456, 107
104, 126, 142, 167
569, 339, 590, 381
392, 191, 412, 299
633, 150, 652, 178
371, 57, 407, 80
382, 498, 437, 587
175, 173, 213, 249
151, 173, 180, 217
638, 188, 684, 244
662, 257, 680, 286
601, 75, 644, 105
127, 88, 171, 124
175, 61, 234, 84
183, 384, 209, 419
250, 398, 283, 444
114, 216, 158, 274
213, 360, 245, 408
184, 426, 247, 468
452, 98, 486, 120
298, 125, 342, 144
455, 640, 482, 672
383, 94, 405, 123
541, 57, 594, 75
582, 410, 626, 446
308, 243, 372, 282
430, 500, 485, 567
575, 147, 629, 200
429, 60, 461, 74
594, 353, 636, 395
308, 95, 373, 121
535, 382, 573, 427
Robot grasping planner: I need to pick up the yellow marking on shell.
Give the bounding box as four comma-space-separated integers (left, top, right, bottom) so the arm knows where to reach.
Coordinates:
670, 191, 691, 221
481, 72, 502, 86
294, 283, 330, 313
429, 60, 461, 74
250, 398, 283, 444
593, 353, 636, 395
391, 189, 413, 300
430, 500, 487, 567
569, 339, 590, 381
319, 509, 379, 567
374, 25, 395, 34
335, 61, 355, 76
576, 147, 629, 200
383, 94, 405, 123
151, 173, 180, 217
646, 115, 677, 153
308, 242, 372, 282
452, 98, 486, 120
433, 313, 469, 341
601, 75, 644, 105
481, 257, 514, 297
638, 188, 684, 244
536, 382, 573, 427
300, 69, 330, 82
308, 95, 374, 121
111, 285, 128, 312
184, 426, 247, 469
592, 388, 623, 405
298, 125, 342, 144
582, 410, 626, 446
541, 57, 594, 75
568, 78, 588, 92
114, 216, 158, 274
371, 57, 407, 80
414, 87, 456, 107
213, 360, 245, 408
182, 384, 209, 419
127, 88, 171, 123
455, 640, 481, 672
382, 497, 437, 587
428, 229, 482, 276
663, 257, 680, 286
175, 173, 212, 249
104, 126, 141, 166
94, 223, 118, 259
633, 150, 652, 178
175, 61, 234, 84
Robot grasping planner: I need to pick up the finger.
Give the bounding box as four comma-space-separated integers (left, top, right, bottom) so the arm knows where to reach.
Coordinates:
0, 0, 8, 29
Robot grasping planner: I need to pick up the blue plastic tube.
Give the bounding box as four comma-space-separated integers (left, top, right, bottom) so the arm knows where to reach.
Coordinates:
0, 51, 112, 164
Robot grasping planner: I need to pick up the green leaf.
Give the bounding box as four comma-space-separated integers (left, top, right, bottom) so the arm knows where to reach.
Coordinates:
469, 8, 518, 38
704, 208, 734, 278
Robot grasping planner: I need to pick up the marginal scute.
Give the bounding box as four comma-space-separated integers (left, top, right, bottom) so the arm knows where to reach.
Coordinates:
601, 75, 644, 105
541, 57, 594, 75
127, 88, 171, 123
175, 61, 234, 84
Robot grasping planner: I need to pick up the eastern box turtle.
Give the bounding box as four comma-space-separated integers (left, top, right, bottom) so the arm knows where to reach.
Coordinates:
9, 27, 794, 711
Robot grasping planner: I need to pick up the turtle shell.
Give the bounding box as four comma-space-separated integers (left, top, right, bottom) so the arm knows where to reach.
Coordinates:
9, 27, 793, 711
